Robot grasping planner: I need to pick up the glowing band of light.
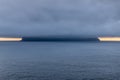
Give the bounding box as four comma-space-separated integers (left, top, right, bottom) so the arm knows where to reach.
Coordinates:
0, 38, 22, 41
98, 37, 120, 41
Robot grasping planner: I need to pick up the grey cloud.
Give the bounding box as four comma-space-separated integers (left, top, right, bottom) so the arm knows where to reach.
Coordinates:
0, 0, 120, 37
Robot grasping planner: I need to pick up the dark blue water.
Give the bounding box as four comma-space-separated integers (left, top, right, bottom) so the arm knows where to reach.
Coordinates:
0, 42, 120, 80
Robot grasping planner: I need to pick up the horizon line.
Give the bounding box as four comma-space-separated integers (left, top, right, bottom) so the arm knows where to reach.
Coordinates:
0, 37, 120, 42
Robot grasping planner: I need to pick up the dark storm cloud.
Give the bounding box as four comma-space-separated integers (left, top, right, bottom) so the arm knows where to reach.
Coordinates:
0, 0, 120, 37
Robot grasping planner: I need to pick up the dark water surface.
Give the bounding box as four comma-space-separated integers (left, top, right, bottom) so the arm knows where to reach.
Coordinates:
0, 42, 120, 80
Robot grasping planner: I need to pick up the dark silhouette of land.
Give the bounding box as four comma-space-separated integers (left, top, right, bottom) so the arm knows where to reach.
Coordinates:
22, 37, 99, 42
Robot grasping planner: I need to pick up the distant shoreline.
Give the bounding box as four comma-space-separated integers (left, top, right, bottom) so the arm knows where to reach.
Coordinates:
0, 37, 120, 42
22, 37, 99, 42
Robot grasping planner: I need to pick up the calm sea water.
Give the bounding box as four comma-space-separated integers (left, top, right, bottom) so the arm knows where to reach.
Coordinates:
0, 42, 120, 80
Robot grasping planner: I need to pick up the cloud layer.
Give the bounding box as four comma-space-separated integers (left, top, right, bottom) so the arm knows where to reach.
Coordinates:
0, 0, 120, 37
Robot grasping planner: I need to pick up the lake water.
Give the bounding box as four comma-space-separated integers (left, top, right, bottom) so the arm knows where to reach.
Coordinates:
0, 42, 120, 80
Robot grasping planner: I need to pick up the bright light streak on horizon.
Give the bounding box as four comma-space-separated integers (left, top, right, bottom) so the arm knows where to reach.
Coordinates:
0, 38, 22, 41
98, 37, 120, 41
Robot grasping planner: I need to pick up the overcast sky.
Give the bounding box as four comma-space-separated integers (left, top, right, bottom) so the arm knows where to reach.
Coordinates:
0, 0, 120, 37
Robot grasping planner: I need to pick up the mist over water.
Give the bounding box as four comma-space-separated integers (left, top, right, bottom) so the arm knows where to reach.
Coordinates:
0, 0, 120, 80
0, 42, 120, 80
